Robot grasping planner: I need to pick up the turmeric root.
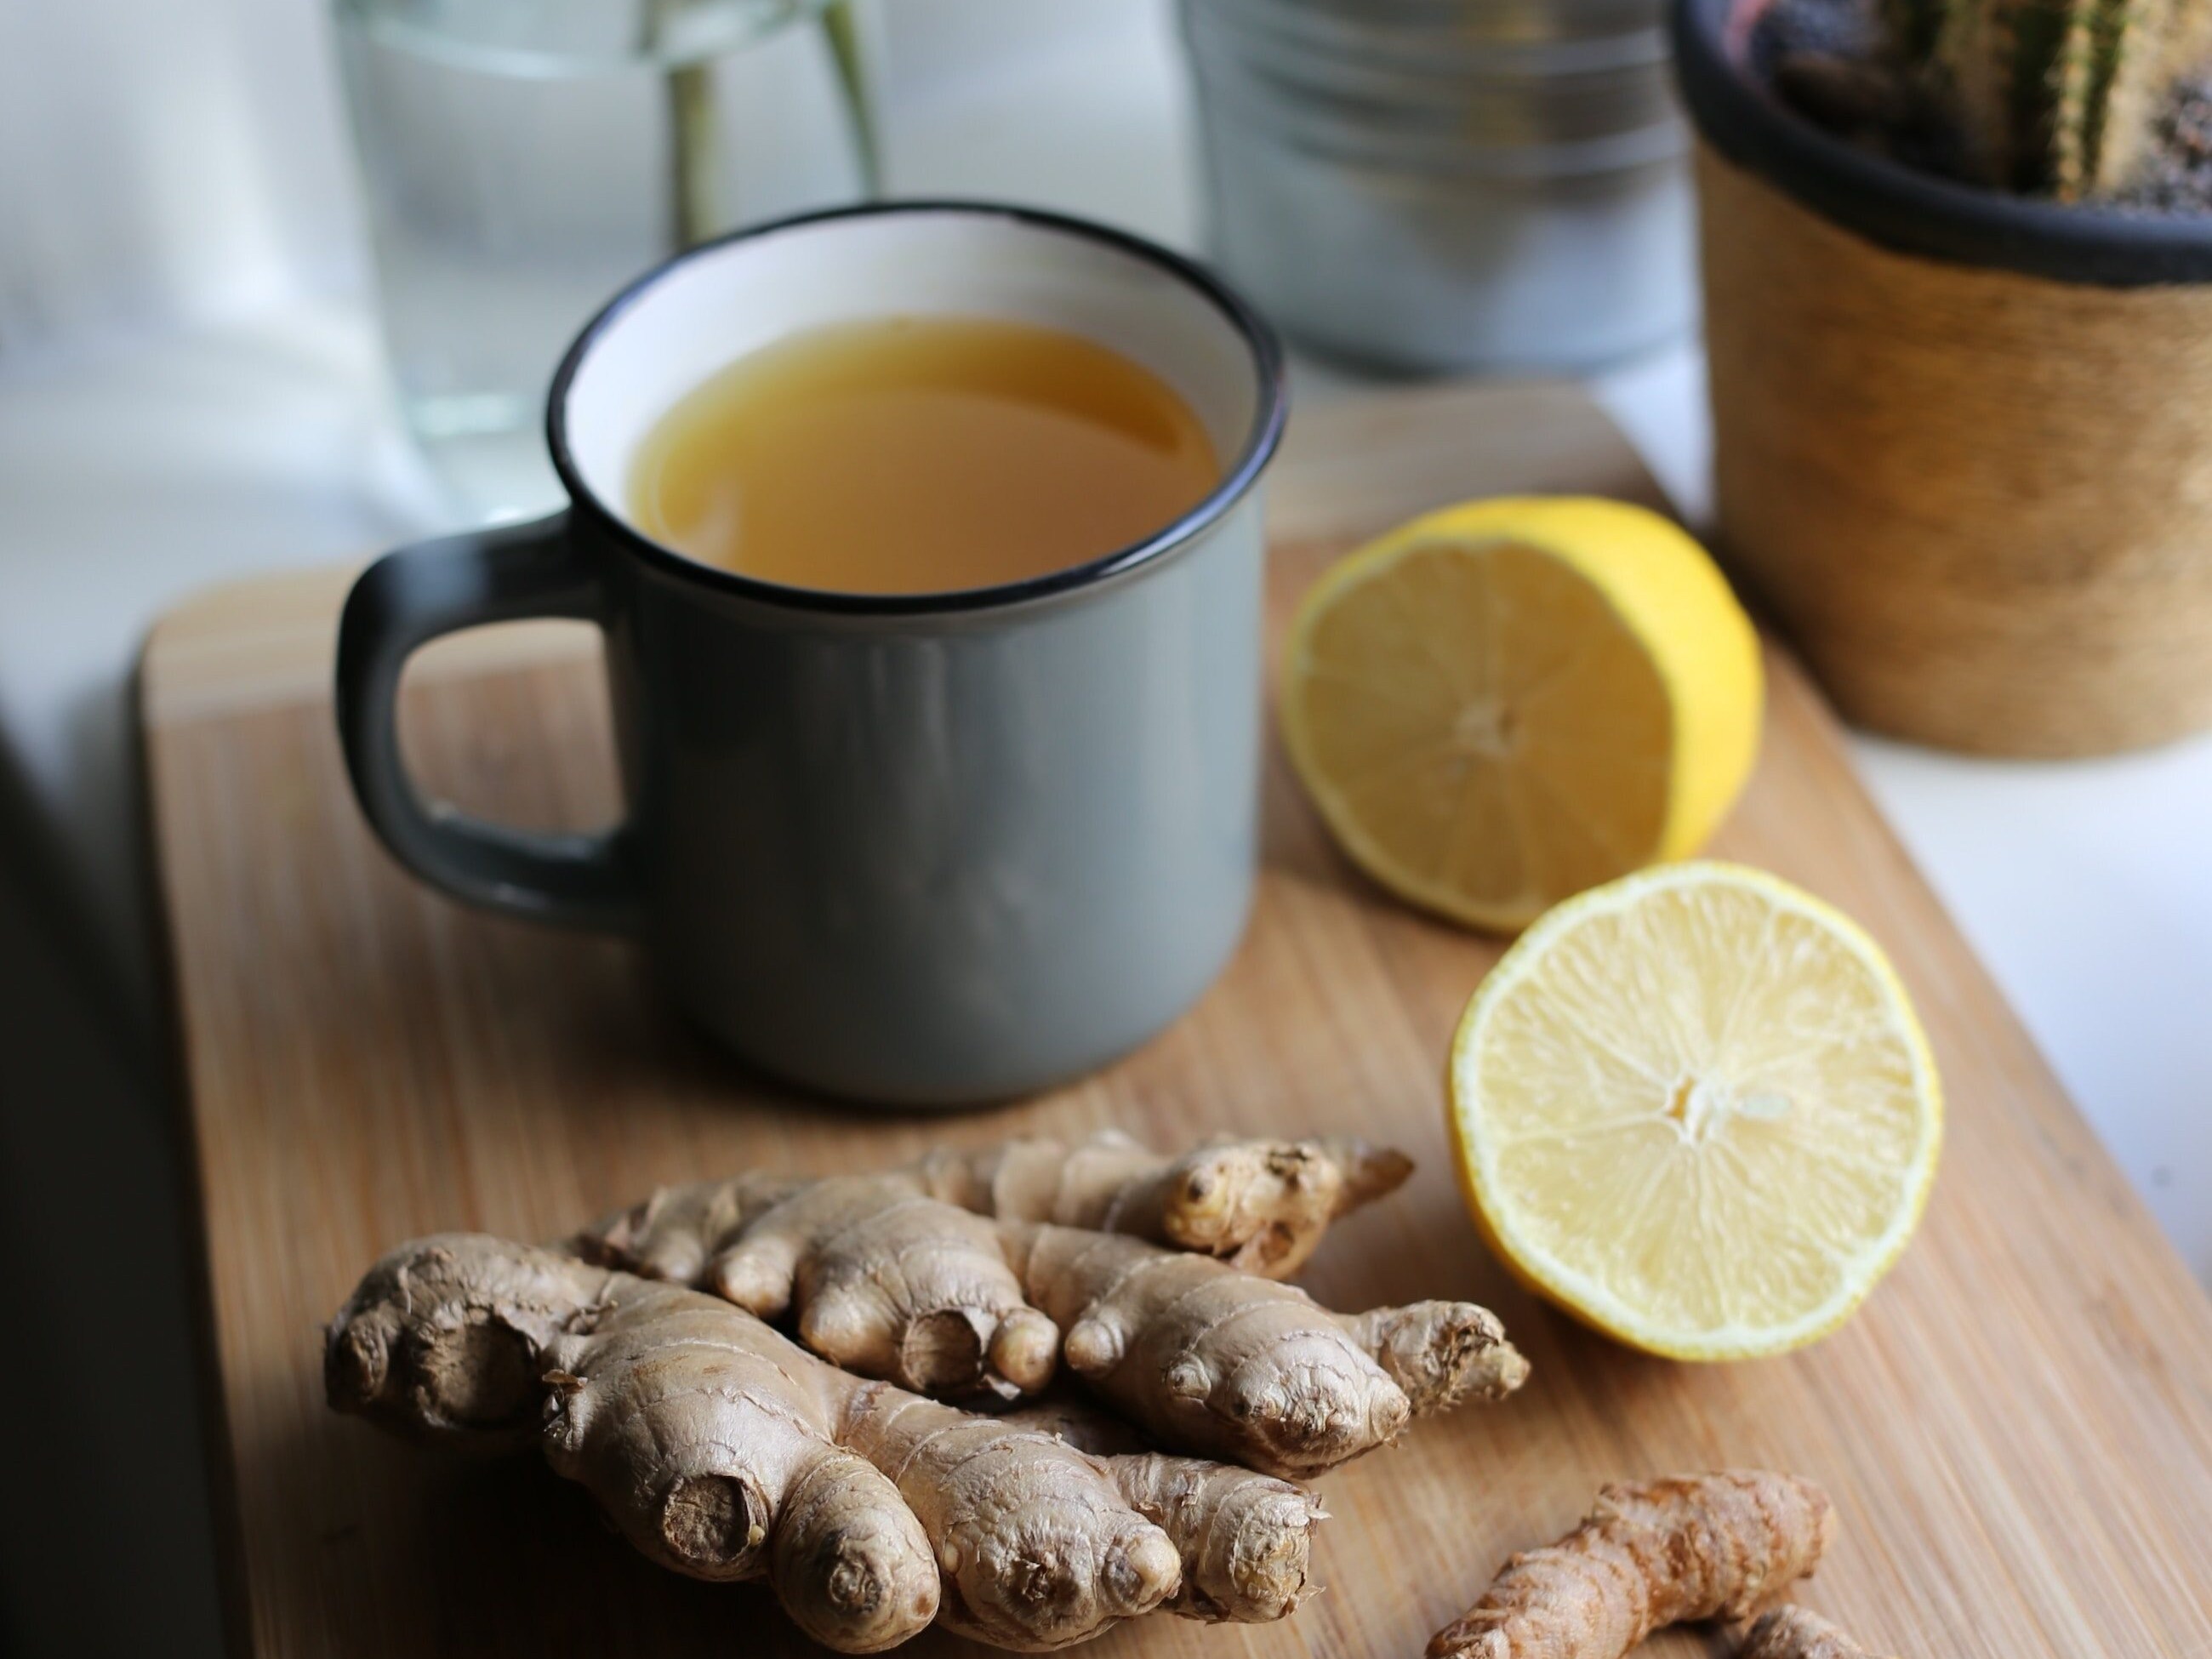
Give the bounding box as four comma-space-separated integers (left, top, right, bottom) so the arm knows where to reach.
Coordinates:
1010, 1224, 1527, 1479
1741, 1605, 1893, 1659
1425, 1472, 1835, 1659
328, 1234, 1325, 1652
574, 1131, 1434, 1408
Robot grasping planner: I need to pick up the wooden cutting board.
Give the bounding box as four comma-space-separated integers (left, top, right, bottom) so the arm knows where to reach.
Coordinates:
143, 382, 2212, 1659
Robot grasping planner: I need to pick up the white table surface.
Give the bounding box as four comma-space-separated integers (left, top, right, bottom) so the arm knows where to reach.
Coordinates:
2, 0, 2207, 1289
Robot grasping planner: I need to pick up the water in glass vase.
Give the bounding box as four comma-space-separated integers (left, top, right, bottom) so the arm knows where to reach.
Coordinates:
334, 0, 870, 521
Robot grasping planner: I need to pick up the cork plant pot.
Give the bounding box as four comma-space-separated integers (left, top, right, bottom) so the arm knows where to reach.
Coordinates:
1673, 0, 2212, 757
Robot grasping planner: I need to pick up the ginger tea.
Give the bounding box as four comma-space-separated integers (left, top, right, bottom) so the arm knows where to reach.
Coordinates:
627, 316, 1223, 596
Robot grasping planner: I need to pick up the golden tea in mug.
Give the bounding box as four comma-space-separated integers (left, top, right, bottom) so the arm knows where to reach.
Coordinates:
627, 316, 1221, 595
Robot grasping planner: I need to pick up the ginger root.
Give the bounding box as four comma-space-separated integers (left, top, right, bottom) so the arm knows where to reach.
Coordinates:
1426, 1472, 1835, 1659
577, 1135, 1522, 1475
589, 1169, 1063, 1401
1010, 1224, 1527, 1479
576, 1131, 1411, 1400
328, 1137, 1525, 1645
998, 1394, 1327, 1623
328, 1234, 1324, 1652
925, 1129, 1413, 1276
536, 1276, 944, 1650
1742, 1605, 1893, 1659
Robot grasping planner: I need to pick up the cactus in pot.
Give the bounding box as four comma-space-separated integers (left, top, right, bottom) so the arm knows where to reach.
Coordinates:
1679, 0, 2212, 756
1879, 0, 2212, 197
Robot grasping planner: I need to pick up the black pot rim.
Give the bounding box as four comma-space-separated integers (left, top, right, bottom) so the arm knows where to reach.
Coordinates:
1670, 0, 2212, 286
546, 200, 1288, 619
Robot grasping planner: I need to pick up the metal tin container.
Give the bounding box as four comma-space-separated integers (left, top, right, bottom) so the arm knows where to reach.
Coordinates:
1183, 0, 1695, 372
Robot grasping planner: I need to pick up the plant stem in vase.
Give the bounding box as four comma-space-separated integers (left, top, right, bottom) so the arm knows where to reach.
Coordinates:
824, 0, 882, 197
647, 0, 722, 248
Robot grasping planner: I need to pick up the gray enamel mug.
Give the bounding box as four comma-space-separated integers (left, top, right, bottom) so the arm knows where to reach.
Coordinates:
335, 203, 1287, 1105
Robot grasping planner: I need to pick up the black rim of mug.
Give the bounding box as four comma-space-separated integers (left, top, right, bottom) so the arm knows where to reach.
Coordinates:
545, 199, 1290, 618
1672, 0, 2212, 286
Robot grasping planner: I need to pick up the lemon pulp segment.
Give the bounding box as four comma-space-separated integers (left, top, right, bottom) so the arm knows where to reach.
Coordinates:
1447, 863, 1942, 1360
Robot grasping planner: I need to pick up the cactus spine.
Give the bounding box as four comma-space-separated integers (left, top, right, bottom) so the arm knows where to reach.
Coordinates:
1881, 0, 2212, 197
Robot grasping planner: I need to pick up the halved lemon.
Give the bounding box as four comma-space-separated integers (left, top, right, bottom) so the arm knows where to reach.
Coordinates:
1280, 497, 1762, 932
1447, 863, 1941, 1360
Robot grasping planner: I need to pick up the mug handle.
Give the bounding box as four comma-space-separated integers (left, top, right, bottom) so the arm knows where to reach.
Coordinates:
334, 510, 642, 932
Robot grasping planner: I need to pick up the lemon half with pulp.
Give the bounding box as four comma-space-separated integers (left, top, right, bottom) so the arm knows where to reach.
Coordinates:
1280, 497, 1762, 932
1447, 863, 1942, 1360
